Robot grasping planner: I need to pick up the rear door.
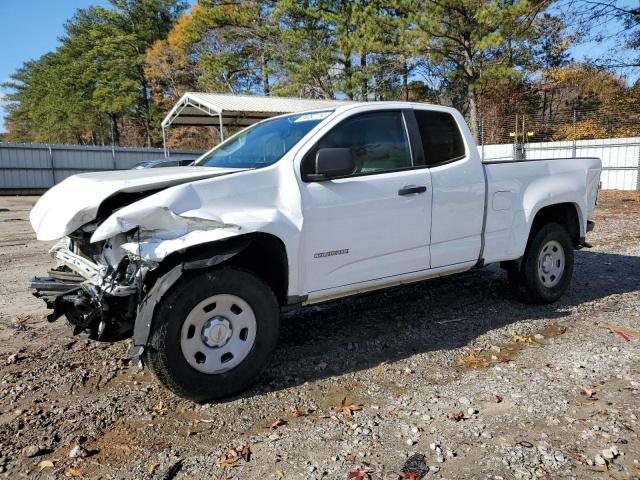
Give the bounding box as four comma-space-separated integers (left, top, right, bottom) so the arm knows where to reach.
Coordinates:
413, 108, 485, 268
299, 109, 433, 295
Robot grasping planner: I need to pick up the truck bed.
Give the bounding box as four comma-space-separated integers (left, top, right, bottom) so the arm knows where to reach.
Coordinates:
481, 156, 602, 264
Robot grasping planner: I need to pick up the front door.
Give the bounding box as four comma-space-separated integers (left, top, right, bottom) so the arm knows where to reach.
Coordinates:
299, 109, 432, 295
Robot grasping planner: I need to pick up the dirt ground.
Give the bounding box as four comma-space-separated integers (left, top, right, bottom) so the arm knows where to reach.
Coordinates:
0, 192, 639, 480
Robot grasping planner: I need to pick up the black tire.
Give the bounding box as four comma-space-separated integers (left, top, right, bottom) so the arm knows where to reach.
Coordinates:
144, 266, 280, 402
508, 222, 574, 304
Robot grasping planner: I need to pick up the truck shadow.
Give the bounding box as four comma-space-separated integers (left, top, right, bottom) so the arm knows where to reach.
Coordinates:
248, 249, 639, 398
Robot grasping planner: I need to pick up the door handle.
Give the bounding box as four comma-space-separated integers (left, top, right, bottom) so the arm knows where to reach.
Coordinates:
398, 185, 427, 196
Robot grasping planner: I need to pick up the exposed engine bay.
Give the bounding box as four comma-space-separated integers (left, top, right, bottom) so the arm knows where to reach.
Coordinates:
31, 228, 149, 341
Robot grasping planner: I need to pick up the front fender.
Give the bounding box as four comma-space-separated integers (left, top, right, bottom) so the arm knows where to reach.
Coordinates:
90, 165, 304, 297
128, 238, 252, 365
91, 169, 301, 262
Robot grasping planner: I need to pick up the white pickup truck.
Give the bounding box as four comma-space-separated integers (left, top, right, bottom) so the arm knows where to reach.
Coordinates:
30, 102, 601, 401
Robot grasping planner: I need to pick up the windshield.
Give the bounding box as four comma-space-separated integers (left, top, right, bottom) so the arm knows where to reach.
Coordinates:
195, 110, 333, 169
131, 162, 151, 169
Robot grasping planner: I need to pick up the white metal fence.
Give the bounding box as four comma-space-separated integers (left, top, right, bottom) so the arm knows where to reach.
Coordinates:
1, 137, 638, 192
0, 143, 203, 193
479, 137, 640, 190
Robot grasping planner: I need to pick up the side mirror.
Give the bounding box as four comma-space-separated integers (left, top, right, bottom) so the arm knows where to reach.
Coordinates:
306, 148, 355, 181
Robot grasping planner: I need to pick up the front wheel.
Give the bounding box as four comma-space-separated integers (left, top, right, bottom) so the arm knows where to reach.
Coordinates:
508, 222, 574, 304
144, 266, 280, 402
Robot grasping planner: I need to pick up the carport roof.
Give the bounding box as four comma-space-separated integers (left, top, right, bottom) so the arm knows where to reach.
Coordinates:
161, 92, 350, 128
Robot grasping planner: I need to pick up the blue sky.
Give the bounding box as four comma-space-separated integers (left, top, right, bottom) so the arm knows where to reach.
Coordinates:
0, 0, 113, 132
0, 1, 110, 86
0, 1, 633, 133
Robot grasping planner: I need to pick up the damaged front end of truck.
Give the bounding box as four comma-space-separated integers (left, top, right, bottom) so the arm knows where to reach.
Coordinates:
30, 219, 246, 347
31, 231, 147, 341
29, 165, 296, 364
28, 166, 263, 347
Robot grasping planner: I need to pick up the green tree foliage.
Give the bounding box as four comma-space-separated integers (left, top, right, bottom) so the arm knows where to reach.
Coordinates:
406, 0, 552, 134
3, 0, 638, 146
3, 0, 186, 145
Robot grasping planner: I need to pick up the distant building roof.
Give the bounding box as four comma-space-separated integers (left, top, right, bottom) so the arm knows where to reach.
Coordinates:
161, 92, 350, 129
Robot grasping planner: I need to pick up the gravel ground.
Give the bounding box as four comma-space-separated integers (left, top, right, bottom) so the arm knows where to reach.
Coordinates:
0, 192, 639, 480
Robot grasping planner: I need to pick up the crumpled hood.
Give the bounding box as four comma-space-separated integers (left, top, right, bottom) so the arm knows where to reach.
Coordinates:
30, 166, 246, 241
85, 164, 303, 263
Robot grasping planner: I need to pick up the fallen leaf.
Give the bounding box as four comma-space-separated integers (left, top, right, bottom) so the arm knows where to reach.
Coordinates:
596, 322, 640, 340
617, 331, 630, 342
149, 401, 169, 415
16, 313, 30, 325
373, 367, 382, 378
347, 470, 370, 479
291, 408, 307, 418
456, 350, 491, 368
336, 397, 363, 415
37, 460, 54, 471
147, 463, 160, 475
491, 394, 503, 403
216, 448, 241, 469
342, 381, 358, 391
317, 361, 328, 370
450, 410, 466, 422
344, 453, 357, 462
269, 418, 287, 429
240, 445, 251, 462
511, 334, 537, 344
275, 468, 286, 478
64, 468, 82, 477
579, 385, 597, 399
69, 361, 83, 371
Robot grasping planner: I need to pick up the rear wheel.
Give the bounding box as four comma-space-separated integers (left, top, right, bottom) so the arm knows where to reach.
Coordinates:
508, 222, 574, 304
144, 266, 279, 402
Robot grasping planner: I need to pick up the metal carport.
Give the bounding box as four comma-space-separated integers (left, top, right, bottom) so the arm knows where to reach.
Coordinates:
160, 92, 349, 155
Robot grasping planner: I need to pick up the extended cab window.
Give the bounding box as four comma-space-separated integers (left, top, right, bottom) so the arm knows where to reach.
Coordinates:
318, 110, 412, 174
414, 110, 465, 166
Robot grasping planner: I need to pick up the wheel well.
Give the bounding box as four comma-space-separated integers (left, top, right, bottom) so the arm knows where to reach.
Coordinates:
149, 233, 289, 306
530, 203, 581, 245
225, 233, 289, 306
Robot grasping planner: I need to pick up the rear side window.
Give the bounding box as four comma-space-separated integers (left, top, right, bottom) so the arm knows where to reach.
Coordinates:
318, 110, 413, 174
414, 110, 465, 166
